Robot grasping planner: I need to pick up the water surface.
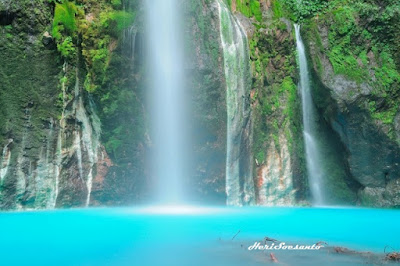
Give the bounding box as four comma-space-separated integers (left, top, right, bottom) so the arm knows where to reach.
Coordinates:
1, 207, 398, 265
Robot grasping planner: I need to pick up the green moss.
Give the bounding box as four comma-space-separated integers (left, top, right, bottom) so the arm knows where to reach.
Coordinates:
272, 0, 283, 19
304, 0, 400, 130
359, 50, 368, 65
236, 0, 262, 22
111, 0, 122, 9
375, 50, 400, 90
250, 0, 262, 22
255, 150, 265, 164
52, 1, 78, 41
250, 21, 306, 197
328, 45, 366, 82
332, 6, 355, 35
100, 11, 135, 33
58, 36, 76, 58
281, 76, 296, 119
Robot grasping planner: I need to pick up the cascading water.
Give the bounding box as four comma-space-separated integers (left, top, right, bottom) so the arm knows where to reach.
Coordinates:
145, 0, 187, 203
72, 71, 101, 207
0, 139, 12, 183
295, 24, 324, 205
217, 0, 255, 206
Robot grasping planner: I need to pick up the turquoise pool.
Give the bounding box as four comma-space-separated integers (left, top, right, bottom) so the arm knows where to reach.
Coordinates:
0, 206, 399, 265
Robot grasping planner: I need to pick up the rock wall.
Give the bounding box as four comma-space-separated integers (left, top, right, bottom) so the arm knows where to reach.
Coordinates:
244, 7, 307, 205
0, 0, 114, 209
2, 0, 398, 209
182, 0, 228, 203
301, 0, 400, 207
217, 0, 255, 206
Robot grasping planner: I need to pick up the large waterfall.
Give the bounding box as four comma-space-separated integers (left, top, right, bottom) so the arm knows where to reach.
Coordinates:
217, 0, 255, 206
145, 0, 187, 203
295, 24, 324, 204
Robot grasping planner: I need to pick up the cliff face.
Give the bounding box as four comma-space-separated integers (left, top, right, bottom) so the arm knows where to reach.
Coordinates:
1, 0, 399, 209
0, 0, 111, 209
0, 0, 61, 209
237, 2, 307, 205
183, 0, 228, 203
301, 0, 400, 207
0, 0, 232, 208
233, 0, 400, 207
0, 0, 144, 209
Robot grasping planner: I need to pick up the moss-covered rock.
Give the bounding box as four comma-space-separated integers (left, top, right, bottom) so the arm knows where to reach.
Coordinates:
302, 0, 400, 207
240, 2, 307, 204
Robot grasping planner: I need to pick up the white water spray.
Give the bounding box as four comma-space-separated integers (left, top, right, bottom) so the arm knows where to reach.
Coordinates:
295, 24, 324, 204
0, 139, 12, 183
217, 0, 255, 206
145, 0, 187, 203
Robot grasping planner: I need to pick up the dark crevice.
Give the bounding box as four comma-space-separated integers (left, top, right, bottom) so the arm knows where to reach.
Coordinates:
0, 11, 16, 26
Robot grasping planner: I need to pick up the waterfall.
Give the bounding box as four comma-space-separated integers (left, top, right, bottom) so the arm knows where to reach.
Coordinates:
295, 24, 324, 204
73, 72, 101, 207
0, 139, 12, 184
52, 131, 62, 208
123, 25, 137, 61
145, 0, 187, 203
35, 119, 61, 209
217, 0, 255, 206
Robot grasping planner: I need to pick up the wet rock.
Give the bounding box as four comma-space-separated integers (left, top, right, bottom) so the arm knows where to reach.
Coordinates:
184, 0, 228, 203
256, 135, 296, 206
394, 111, 400, 144
42, 31, 55, 49
235, 12, 255, 38
305, 24, 400, 207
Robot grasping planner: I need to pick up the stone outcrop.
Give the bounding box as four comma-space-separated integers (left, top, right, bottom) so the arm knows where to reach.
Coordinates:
183, 0, 228, 203
304, 22, 400, 207
0, 0, 112, 209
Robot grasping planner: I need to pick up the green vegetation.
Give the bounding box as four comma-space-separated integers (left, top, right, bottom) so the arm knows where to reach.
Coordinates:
48, 0, 143, 161
51, 0, 136, 93
52, 1, 79, 59
52, 1, 78, 40
301, 0, 400, 130
249, 13, 306, 198
235, 0, 262, 22
269, 0, 329, 21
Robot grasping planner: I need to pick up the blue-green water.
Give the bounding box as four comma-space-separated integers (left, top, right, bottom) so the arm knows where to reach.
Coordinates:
0, 207, 399, 265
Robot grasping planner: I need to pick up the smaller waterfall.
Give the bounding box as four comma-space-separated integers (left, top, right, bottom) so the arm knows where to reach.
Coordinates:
217, 0, 255, 206
295, 24, 324, 204
73, 73, 101, 207
35, 119, 61, 209
123, 26, 137, 60
74, 131, 84, 180
52, 131, 62, 208
53, 62, 68, 208
0, 139, 12, 183
55, 60, 101, 208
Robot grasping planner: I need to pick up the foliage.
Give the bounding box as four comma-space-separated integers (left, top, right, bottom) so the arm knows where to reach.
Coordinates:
111, 0, 122, 9
52, 1, 78, 41
250, 20, 304, 187
271, 0, 283, 19
235, 0, 262, 22
58, 36, 76, 58
301, 0, 400, 129
52, 1, 80, 58
273, 0, 329, 21
100, 11, 135, 34
51, 0, 136, 91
